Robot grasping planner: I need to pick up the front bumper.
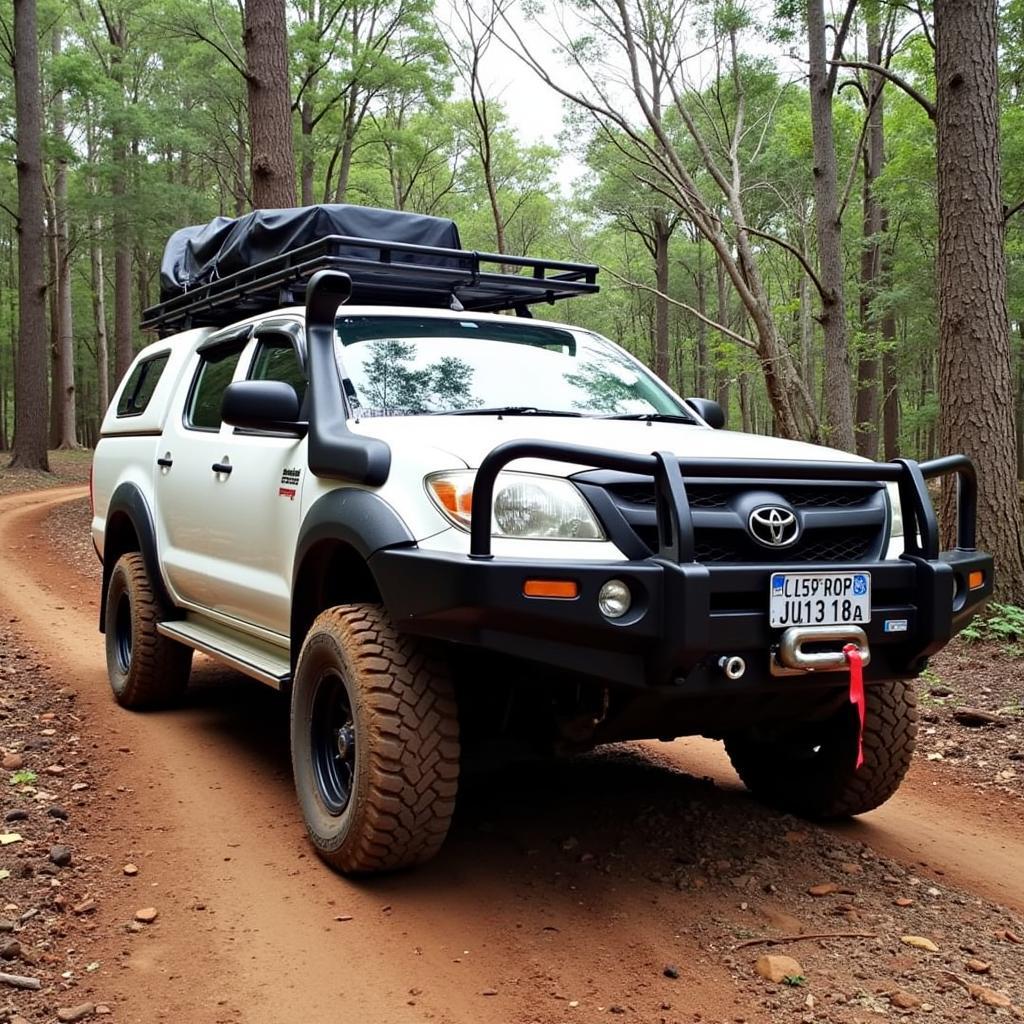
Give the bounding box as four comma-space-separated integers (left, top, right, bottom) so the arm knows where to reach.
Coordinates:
371, 443, 992, 693
370, 546, 992, 690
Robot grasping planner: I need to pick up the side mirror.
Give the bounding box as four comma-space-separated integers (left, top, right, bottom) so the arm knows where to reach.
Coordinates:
685, 397, 726, 430
222, 380, 305, 432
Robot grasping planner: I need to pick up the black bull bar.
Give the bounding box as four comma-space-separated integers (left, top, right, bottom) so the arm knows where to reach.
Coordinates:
467, 442, 978, 563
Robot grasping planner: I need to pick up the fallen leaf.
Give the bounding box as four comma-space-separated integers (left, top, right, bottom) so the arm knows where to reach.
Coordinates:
0, 833, 22, 846
901, 935, 939, 952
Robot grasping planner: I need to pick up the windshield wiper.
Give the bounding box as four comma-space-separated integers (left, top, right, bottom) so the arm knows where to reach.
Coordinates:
600, 412, 696, 424
430, 406, 585, 417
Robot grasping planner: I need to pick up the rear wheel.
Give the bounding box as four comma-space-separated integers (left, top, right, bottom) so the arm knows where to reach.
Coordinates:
290, 604, 460, 874
724, 679, 917, 818
104, 553, 192, 709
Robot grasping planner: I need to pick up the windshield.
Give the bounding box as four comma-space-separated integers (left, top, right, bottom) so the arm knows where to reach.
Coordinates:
334, 315, 686, 418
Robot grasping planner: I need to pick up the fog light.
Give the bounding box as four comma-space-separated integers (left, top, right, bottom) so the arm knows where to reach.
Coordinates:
598, 579, 631, 619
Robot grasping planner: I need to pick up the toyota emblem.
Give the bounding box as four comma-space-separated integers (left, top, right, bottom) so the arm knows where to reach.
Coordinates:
748, 505, 800, 548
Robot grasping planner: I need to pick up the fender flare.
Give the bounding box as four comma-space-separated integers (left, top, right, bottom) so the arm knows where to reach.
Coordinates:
290, 488, 415, 644
98, 483, 176, 631
293, 487, 414, 577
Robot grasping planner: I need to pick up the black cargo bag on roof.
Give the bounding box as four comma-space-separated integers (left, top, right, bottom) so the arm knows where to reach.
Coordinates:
159, 204, 464, 303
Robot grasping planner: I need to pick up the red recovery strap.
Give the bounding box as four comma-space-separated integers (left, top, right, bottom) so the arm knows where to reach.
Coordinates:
843, 643, 865, 770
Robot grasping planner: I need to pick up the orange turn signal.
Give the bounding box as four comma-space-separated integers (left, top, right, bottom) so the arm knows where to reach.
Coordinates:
968, 570, 985, 591
523, 579, 579, 600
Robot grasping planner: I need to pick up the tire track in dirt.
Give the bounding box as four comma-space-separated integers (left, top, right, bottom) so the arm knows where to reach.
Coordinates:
656, 738, 1024, 914
0, 487, 745, 1024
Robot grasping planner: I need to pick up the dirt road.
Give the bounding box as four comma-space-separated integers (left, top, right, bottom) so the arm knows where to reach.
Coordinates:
3, 486, 1024, 1023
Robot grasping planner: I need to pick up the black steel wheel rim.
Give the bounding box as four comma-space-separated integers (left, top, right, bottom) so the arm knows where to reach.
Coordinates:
311, 669, 356, 816
114, 592, 133, 673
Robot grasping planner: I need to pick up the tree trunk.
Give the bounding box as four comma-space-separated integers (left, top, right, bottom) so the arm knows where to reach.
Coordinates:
880, 213, 900, 458
652, 212, 670, 382
47, 189, 61, 448
135, 245, 150, 316
935, 0, 1024, 598
243, 0, 296, 209
739, 370, 753, 434
715, 257, 730, 424
106, 23, 133, 384
51, 25, 77, 449
855, 16, 884, 460
112, 148, 132, 381
234, 118, 248, 215
695, 239, 708, 396
807, 0, 855, 452
1017, 327, 1024, 479
300, 100, 315, 206
334, 128, 355, 205
91, 224, 110, 416
10, 0, 49, 470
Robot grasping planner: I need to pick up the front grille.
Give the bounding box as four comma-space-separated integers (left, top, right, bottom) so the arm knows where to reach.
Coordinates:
605, 482, 873, 511
632, 524, 877, 564
580, 475, 888, 565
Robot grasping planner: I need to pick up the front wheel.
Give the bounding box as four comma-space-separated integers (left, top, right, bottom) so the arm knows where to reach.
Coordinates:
724, 679, 917, 819
290, 605, 460, 874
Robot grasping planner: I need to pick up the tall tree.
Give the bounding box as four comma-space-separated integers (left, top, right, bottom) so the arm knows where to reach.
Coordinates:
9, 0, 49, 470
854, 7, 885, 460
91, 1, 135, 381
586, 131, 681, 382
50, 24, 78, 448
806, 0, 855, 451
935, 0, 1024, 598
244, 0, 296, 207
506, 0, 820, 439
444, 0, 511, 256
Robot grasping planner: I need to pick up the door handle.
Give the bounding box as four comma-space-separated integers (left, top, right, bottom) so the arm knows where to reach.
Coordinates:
212, 461, 233, 475
157, 456, 173, 469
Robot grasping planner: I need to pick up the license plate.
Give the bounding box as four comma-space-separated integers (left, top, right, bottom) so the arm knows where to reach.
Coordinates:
769, 571, 871, 628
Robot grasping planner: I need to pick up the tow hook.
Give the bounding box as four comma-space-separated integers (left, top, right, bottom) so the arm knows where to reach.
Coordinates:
771, 625, 870, 676
718, 655, 747, 680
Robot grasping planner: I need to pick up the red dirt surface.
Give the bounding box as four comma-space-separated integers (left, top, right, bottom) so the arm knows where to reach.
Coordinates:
2, 486, 1023, 1024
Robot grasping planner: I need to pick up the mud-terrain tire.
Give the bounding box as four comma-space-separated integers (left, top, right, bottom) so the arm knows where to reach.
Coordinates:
724, 679, 917, 818
290, 604, 460, 874
104, 552, 192, 709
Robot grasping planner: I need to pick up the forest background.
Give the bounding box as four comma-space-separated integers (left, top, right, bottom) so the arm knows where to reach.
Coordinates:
2, 0, 1023, 593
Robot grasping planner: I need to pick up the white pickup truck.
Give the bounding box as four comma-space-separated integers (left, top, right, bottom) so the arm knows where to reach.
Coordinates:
91, 206, 992, 874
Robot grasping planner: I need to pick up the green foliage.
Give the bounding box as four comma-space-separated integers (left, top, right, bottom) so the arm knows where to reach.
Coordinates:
0, 0, 1022, 467
960, 603, 1024, 651
8, 770, 37, 786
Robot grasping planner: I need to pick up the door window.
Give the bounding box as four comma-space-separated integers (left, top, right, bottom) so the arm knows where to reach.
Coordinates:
249, 336, 306, 405
186, 346, 244, 431
117, 352, 169, 417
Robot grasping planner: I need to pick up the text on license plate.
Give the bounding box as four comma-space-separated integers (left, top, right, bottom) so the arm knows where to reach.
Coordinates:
769, 572, 871, 628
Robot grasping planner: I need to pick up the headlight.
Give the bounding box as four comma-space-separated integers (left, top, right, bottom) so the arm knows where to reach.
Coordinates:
886, 482, 904, 538
426, 471, 605, 540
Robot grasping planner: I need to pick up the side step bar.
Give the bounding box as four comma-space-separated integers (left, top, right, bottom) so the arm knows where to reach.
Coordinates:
157, 617, 291, 689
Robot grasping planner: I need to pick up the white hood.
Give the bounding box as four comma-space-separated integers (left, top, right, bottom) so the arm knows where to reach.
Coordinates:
348, 415, 866, 474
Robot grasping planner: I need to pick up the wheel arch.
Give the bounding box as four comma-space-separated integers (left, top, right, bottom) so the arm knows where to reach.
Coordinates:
99, 483, 175, 632
291, 488, 415, 667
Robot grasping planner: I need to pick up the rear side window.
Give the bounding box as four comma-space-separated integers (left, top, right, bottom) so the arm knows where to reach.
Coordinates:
186, 346, 244, 431
249, 337, 306, 404
116, 353, 169, 417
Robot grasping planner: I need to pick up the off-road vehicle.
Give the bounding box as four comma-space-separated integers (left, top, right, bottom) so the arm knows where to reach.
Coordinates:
91, 205, 992, 874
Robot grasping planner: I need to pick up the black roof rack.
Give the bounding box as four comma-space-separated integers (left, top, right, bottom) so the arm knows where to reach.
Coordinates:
141, 234, 599, 336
